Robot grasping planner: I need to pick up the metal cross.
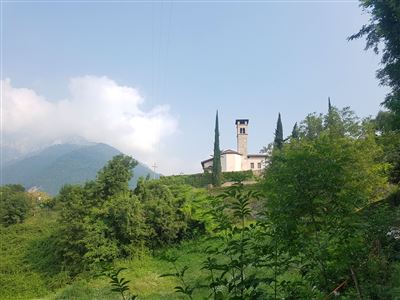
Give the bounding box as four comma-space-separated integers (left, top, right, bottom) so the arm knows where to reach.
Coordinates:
152, 163, 158, 179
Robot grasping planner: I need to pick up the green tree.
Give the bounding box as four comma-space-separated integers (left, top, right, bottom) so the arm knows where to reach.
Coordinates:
96, 154, 137, 199
373, 111, 400, 183
134, 179, 206, 248
291, 122, 299, 139
264, 123, 387, 295
274, 113, 283, 149
375, 110, 398, 133
325, 97, 334, 130
135, 180, 183, 248
212, 110, 222, 187
0, 185, 30, 226
55, 155, 146, 273
301, 107, 361, 140
349, 0, 400, 128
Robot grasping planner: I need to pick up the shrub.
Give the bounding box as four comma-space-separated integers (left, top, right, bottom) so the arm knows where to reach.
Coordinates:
0, 184, 30, 226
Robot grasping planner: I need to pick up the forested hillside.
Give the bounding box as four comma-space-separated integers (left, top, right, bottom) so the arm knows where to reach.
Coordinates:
1, 143, 159, 195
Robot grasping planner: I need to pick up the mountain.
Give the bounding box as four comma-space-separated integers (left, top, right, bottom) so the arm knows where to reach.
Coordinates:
1, 143, 159, 195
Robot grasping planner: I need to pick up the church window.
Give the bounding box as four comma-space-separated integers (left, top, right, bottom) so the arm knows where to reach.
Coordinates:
250, 162, 254, 169
240, 128, 246, 134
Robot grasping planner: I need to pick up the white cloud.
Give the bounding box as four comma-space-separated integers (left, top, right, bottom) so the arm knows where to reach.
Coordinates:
1, 76, 178, 167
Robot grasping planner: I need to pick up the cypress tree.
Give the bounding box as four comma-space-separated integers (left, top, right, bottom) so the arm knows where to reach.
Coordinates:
326, 97, 337, 133
274, 113, 284, 149
291, 122, 299, 139
212, 111, 222, 187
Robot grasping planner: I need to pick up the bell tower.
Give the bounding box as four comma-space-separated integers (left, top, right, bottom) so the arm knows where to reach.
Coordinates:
235, 119, 249, 157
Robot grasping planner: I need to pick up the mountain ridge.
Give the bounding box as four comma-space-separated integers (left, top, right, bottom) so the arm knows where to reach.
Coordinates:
1, 143, 159, 195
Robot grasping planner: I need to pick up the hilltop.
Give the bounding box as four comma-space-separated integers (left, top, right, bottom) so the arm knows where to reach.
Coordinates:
1, 143, 159, 195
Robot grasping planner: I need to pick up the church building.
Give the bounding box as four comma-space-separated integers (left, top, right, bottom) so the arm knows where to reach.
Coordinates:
201, 119, 267, 173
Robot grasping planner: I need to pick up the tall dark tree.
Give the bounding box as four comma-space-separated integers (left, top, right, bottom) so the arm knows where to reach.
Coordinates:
212, 111, 222, 187
291, 122, 299, 139
274, 113, 284, 149
349, 0, 400, 128
326, 97, 335, 130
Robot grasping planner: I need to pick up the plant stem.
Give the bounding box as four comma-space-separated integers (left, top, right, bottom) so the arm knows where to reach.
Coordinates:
350, 266, 363, 300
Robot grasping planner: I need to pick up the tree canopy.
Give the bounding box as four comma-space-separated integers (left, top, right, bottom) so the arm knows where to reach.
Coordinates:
349, 0, 400, 128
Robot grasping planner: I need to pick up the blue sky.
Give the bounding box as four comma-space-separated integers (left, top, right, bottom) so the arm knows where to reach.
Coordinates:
2, 1, 386, 174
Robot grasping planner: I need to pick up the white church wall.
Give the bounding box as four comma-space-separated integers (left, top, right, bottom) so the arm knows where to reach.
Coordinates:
242, 156, 266, 171
221, 153, 242, 172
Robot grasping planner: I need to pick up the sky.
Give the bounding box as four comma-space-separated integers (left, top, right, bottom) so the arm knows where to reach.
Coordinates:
1, 0, 388, 175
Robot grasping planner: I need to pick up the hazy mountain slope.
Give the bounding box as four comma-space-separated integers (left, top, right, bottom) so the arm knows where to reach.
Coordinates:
1, 143, 158, 195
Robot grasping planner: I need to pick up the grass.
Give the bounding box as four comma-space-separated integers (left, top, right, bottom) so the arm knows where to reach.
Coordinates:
0, 207, 214, 299
0, 209, 63, 300
48, 239, 212, 300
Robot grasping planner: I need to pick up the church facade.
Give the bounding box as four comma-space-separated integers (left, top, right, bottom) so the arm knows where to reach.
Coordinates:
201, 119, 267, 173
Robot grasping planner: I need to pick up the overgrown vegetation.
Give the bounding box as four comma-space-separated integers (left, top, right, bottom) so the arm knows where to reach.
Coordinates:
0, 184, 31, 226
2, 1, 400, 298
159, 170, 255, 188
52, 155, 209, 275
2, 103, 400, 299
349, 0, 400, 128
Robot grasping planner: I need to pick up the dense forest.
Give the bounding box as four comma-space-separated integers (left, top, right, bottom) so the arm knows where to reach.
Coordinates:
1, 0, 400, 299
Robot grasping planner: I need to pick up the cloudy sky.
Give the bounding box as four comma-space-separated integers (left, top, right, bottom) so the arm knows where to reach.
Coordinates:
2, 1, 387, 174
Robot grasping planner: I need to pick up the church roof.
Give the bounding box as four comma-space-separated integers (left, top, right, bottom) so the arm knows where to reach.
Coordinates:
235, 119, 249, 125
201, 157, 213, 165
200, 149, 242, 167
247, 154, 267, 158
222, 149, 242, 155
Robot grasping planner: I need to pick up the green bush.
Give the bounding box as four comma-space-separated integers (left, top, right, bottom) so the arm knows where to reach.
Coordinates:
0, 184, 30, 226
134, 179, 207, 248
54, 155, 209, 274
159, 170, 255, 188
55, 155, 146, 273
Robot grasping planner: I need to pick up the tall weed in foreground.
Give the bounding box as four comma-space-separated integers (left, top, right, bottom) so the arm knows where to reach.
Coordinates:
165, 182, 269, 299
99, 266, 138, 300
160, 254, 195, 299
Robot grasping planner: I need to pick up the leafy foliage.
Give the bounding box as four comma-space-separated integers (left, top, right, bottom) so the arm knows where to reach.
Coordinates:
100, 266, 137, 300
0, 209, 67, 300
54, 155, 147, 273
135, 179, 189, 248
349, 0, 400, 128
161, 254, 195, 299
0, 184, 30, 226
197, 183, 268, 299
374, 111, 400, 184
159, 170, 255, 188
54, 155, 209, 274
264, 109, 390, 296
